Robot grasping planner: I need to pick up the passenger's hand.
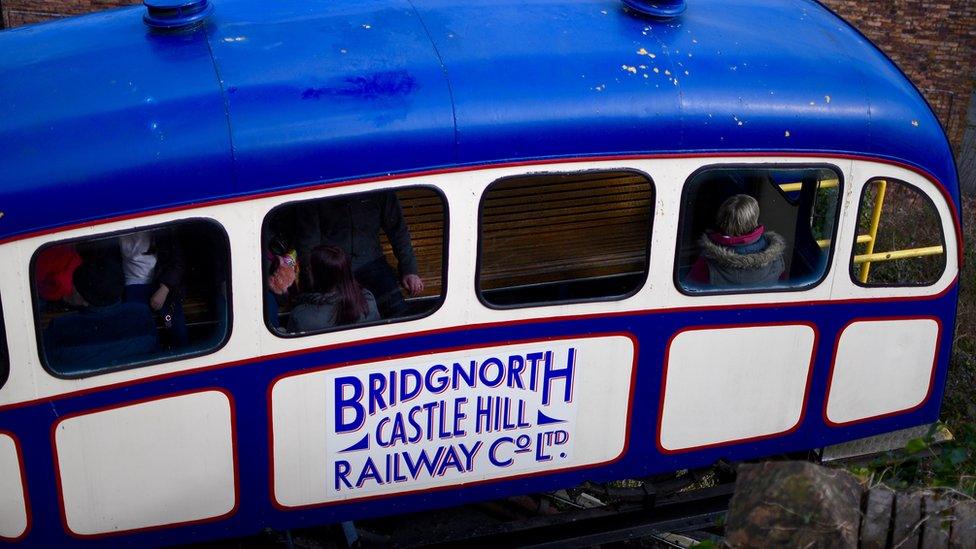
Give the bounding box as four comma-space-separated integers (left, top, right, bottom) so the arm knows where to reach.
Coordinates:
150, 284, 170, 311
401, 274, 424, 297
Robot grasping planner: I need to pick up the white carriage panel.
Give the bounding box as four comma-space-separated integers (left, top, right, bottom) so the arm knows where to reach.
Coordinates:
825, 319, 940, 425
0, 434, 27, 540
659, 324, 816, 452
54, 390, 236, 536
271, 335, 635, 507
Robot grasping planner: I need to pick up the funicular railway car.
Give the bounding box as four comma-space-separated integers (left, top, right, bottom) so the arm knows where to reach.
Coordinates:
0, 0, 963, 544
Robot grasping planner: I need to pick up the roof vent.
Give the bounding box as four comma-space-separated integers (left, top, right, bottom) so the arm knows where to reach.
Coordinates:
622, 0, 687, 19
143, 0, 213, 30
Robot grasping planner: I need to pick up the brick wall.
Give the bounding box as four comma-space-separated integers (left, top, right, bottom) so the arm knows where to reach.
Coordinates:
1, 0, 136, 29
816, 1, 975, 149
2, 0, 974, 149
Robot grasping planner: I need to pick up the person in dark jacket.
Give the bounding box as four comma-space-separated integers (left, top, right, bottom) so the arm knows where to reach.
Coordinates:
295, 190, 423, 318
288, 245, 380, 334
119, 228, 187, 347
44, 256, 158, 375
687, 194, 786, 288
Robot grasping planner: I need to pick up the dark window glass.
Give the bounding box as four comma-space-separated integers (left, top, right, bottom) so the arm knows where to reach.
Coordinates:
264, 187, 446, 336
478, 171, 653, 307
675, 166, 841, 294
0, 300, 7, 390
851, 178, 946, 286
32, 219, 231, 378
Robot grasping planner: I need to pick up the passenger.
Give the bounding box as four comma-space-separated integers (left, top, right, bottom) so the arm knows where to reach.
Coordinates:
296, 191, 424, 318
287, 245, 380, 334
263, 232, 298, 330
43, 256, 158, 373
119, 229, 188, 347
34, 244, 82, 304
687, 194, 786, 287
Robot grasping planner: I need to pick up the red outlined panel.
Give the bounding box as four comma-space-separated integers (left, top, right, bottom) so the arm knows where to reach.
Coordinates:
656, 321, 819, 455
267, 332, 640, 511
823, 316, 942, 427
50, 388, 240, 539
0, 430, 30, 543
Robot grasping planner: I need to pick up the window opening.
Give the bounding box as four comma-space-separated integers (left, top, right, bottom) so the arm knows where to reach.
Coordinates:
675, 166, 841, 294
851, 178, 946, 286
33, 219, 231, 378
264, 187, 446, 336
478, 170, 654, 308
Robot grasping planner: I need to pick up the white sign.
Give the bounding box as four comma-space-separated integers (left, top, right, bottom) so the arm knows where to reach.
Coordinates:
271, 335, 636, 507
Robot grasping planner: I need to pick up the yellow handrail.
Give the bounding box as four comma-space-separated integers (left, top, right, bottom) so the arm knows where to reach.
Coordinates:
853, 245, 945, 264
778, 178, 840, 193
817, 235, 871, 248
859, 179, 887, 282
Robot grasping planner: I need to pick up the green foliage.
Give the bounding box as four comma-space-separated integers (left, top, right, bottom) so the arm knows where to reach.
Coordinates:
690, 540, 719, 549
850, 422, 976, 496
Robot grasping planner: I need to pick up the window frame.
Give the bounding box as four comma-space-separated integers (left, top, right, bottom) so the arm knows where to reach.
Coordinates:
30, 217, 234, 380
475, 168, 656, 310
848, 176, 948, 289
672, 162, 845, 297
262, 184, 450, 339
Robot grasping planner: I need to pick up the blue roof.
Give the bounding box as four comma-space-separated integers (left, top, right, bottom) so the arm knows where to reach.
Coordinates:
0, 0, 958, 240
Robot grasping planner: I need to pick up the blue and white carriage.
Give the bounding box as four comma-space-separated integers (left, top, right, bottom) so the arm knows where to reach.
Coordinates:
0, 0, 962, 544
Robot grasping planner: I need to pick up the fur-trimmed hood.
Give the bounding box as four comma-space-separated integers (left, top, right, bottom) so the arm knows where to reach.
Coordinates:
698, 230, 786, 270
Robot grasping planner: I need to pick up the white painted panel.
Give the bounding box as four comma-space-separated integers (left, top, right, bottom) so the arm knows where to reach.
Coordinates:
659, 324, 816, 451
826, 319, 939, 425
54, 391, 236, 536
0, 434, 27, 540
271, 336, 635, 507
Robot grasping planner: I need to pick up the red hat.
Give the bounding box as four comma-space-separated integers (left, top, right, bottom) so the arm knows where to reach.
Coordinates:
35, 245, 82, 301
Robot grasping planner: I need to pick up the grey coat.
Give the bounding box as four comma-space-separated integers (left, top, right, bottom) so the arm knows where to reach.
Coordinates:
287, 289, 380, 333
697, 231, 786, 287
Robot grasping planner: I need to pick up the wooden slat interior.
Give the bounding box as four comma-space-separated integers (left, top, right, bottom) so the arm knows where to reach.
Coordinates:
478, 172, 653, 290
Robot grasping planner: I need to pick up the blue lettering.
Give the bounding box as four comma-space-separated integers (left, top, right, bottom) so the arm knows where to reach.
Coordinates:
334, 376, 365, 434
542, 348, 575, 405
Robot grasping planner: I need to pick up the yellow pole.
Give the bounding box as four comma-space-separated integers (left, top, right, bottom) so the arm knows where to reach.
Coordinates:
854, 245, 944, 264
859, 179, 887, 283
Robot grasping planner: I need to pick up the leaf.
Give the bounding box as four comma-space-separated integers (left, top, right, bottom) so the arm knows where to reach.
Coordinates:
905, 437, 928, 455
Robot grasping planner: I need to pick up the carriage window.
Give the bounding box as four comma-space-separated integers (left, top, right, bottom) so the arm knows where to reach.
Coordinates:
264, 187, 446, 336
478, 171, 653, 308
32, 220, 231, 378
0, 300, 7, 390
675, 166, 841, 294
851, 178, 946, 286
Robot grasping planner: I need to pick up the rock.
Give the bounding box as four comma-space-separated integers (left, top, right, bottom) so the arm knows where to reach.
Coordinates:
724, 461, 862, 548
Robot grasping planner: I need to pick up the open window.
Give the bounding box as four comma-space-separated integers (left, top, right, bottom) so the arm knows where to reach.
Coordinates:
675, 165, 841, 294
478, 170, 654, 308
850, 178, 946, 286
263, 187, 446, 336
32, 219, 231, 378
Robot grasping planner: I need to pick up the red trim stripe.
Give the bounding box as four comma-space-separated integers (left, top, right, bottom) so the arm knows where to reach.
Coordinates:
0, 152, 963, 265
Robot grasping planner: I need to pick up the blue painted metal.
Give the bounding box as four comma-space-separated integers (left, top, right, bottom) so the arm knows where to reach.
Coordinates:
0, 0, 960, 240
143, 0, 214, 30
